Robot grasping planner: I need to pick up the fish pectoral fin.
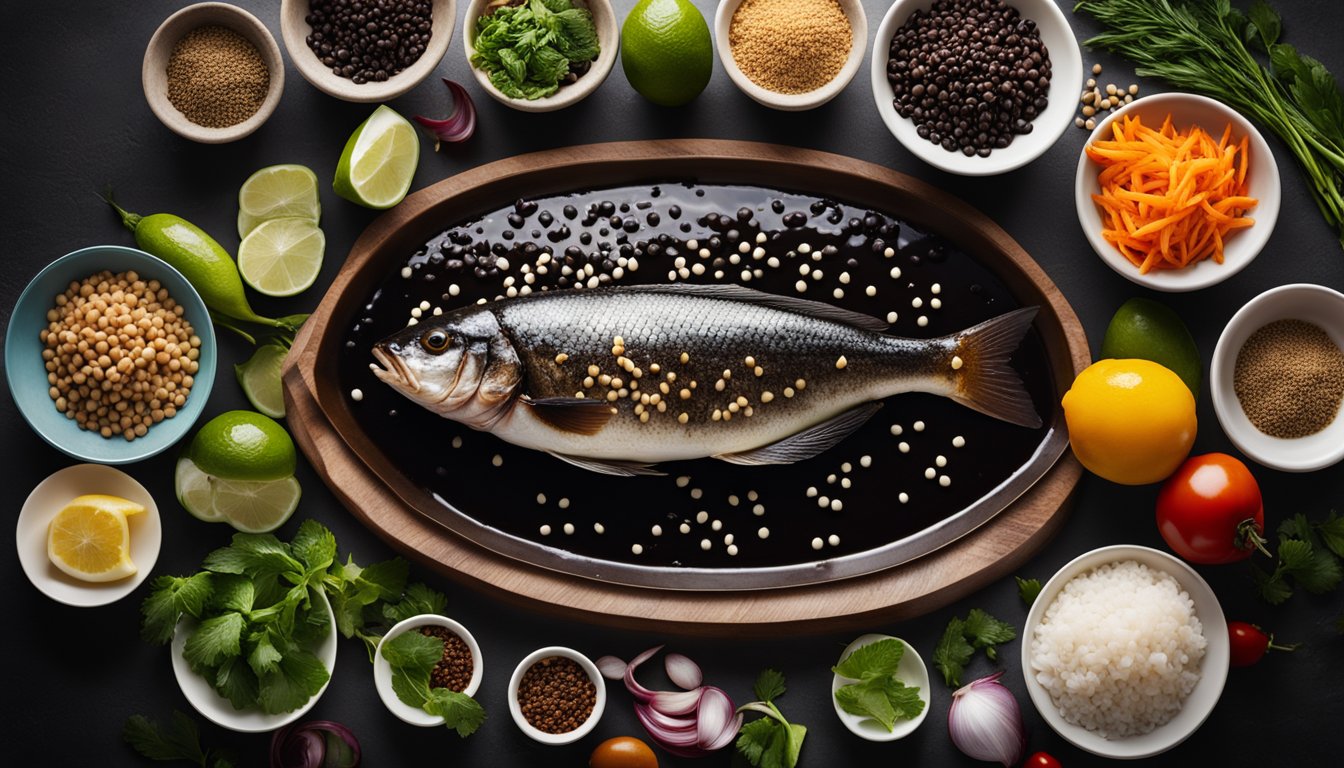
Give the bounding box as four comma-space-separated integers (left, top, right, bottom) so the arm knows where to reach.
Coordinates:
524, 397, 617, 436
715, 402, 883, 466
546, 452, 665, 477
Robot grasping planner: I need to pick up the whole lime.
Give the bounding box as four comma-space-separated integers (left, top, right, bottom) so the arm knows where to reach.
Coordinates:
187, 410, 297, 482
1100, 297, 1201, 397
621, 0, 713, 107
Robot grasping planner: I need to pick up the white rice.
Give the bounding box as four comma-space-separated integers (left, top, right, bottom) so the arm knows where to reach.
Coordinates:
1029, 560, 1206, 739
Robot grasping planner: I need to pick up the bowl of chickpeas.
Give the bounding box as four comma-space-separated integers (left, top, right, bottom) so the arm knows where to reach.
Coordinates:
5, 245, 217, 464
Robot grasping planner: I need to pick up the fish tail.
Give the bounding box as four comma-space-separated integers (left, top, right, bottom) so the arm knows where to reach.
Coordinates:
948, 307, 1042, 429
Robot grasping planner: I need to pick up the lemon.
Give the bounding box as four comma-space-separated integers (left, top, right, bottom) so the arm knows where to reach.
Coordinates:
47, 494, 143, 582
1062, 359, 1197, 485
621, 0, 713, 107
333, 105, 420, 209
235, 342, 289, 419
237, 217, 326, 297
238, 164, 321, 238
188, 410, 297, 482
1101, 297, 1201, 397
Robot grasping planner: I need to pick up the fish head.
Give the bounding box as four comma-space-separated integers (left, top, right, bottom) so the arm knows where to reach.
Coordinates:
370, 307, 522, 429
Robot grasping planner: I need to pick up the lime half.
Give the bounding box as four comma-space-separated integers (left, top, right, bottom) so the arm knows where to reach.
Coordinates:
238, 164, 321, 238
333, 105, 420, 209
237, 217, 326, 297
176, 456, 223, 522
236, 343, 289, 419
209, 475, 302, 534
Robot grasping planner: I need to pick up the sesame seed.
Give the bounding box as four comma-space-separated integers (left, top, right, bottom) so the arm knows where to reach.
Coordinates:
351, 388, 364, 401
811, 537, 824, 550
936, 455, 948, 467
748, 490, 759, 501
796, 378, 807, 390
676, 475, 691, 488
890, 266, 902, 279
866, 285, 877, 297
631, 544, 644, 555
767, 257, 780, 268
817, 496, 830, 508
738, 242, 750, 253
583, 376, 595, 388
1092, 63, 1102, 74
783, 387, 795, 398
696, 510, 709, 524
953, 435, 966, 448
554, 353, 568, 364
639, 412, 650, 423
761, 391, 775, 403
680, 388, 692, 400
828, 534, 841, 547
728, 402, 740, 414
887, 311, 899, 323
651, 525, 663, 536
860, 455, 872, 468
841, 462, 853, 473
740, 269, 753, 281
841, 478, 852, 489
701, 539, 712, 551
912, 297, 924, 308
899, 492, 909, 504
723, 369, 733, 380
795, 280, 808, 292
559, 497, 570, 509
925, 467, 937, 479
715, 380, 726, 392
406, 318, 418, 327
599, 374, 612, 386
690, 488, 703, 500
799, 243, 812, 254
827, 473, 837, 484
594, 522, 605, 534
756, 232, 767, 244
899, 442, 910, 453
758, 527, 770, 539
736, 395, 749, 407
410, 307, 422, 318
712, 408, 723, 421
540, 524, 552, 535
432, 306, 443, 315
400, 266, 413, 278
931, 298, 942, 309
753, 366, 764, 377
890, 424, 903, 435
563, 522, 575, 535
536, 493, 547, 504
753, 504, 765, 515
939, 475, 951, 487
452, 436, 463, 448
914, 421, 925, 432
711, 519, 723, 531
678, 412, 689, 424
806, 486, 818, 497
839, 271, 851, 285
492, 454, 504, 467
833, 288, 845, 300
752, 247, 766, 259
917, 315, 929, 327
727, 544, 739, 556
606, 391, 619, 402
951, 355, 963, 370
830, 499, 843, 511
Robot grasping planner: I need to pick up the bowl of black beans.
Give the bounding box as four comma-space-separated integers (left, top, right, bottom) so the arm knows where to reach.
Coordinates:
870, 0, 1082, 175
280, 0, 456, 103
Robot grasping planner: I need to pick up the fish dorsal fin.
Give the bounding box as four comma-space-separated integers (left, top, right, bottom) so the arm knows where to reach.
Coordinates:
546, 451, 665, 477
714, 403, 883, 466
524, 397, 616, 436
616, 283, 890, 333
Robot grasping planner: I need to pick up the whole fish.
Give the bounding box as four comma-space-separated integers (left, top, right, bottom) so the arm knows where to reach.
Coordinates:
370, 284, 1041, 475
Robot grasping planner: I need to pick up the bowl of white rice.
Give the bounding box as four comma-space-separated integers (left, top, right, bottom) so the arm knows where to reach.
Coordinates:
1021, 545, 1229, 759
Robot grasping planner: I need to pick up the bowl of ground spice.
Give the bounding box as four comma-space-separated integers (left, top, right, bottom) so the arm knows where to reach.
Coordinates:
1211, 283, 1344, 472
281, 0, 456, 103
142, 3, 284, 143
508, 646, 606, 744
373, 614, 484, 726
870, 0, 1082, 175
715, 0, 867, 111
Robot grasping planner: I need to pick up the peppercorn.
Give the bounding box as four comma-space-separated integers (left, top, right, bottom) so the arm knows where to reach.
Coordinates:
420, 626, 474, 692
516, 656, 596, 734
304, 0, 434, 85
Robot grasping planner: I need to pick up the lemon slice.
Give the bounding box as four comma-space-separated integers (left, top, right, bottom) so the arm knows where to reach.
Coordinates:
238, 164, 321, 238
237, 217, 326, 297
47, 494, 143, 582
333, 105, 420, 209
209, 476, 302, 534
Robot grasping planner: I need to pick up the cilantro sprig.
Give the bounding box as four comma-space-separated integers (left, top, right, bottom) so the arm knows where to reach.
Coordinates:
123, 712, 232, 768
1015, 576, 1042, 607
380, 631, 486, 737
1251, 512, 1344, 604
933, 609, 1016, 688
831, 638, 926, 731
736, 670, 807, 768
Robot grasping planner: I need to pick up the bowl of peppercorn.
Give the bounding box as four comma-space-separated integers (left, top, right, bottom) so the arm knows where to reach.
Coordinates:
870, 0, 1083, 175
373, 613, 484, 726
508, 646, 606, 744
280, 0, 456, 103
142, 2, 285, 143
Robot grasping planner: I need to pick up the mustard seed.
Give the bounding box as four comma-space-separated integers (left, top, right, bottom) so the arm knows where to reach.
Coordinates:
729, 0, 852, 95
1234, 318, 1344, 438
517, 656, 596, 734
166, 25, 269, 128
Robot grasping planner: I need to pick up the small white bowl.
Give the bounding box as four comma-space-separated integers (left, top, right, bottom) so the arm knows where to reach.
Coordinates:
508, 646, 606, 744
280, 0, 457, 103
1210, 283, 1344, 472
1021, 545, 1229, 760
15, 464, 162, 607
831, 634, 931, 741
1075, 92, 1282, 292
172, 589, 338, 733
871, 0, 1082, 175
374, 613, 484, 726
715, 0, 868, 111
463, 0, 619, 112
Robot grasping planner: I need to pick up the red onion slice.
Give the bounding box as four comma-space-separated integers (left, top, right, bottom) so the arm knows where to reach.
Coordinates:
607, 646, 741, 758
665, 652, 703, 689
413, 79, 476, 149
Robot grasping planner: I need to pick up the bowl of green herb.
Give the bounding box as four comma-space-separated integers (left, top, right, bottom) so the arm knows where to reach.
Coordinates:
831, 634, 930, 741
463, 0, 618, 112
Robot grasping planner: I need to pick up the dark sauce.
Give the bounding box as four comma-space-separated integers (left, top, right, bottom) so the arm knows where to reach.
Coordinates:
339, 183, 1056, 570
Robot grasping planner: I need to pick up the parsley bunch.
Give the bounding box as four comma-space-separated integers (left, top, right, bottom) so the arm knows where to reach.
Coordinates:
736, 670, 806, 768
933, 609, 1016, 688
471, 0, 601, 100
831, 638, 926, 731
1251, 511, 1344, 604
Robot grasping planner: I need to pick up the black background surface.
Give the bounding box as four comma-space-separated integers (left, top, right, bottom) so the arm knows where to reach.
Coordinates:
3, 1, 1341, 765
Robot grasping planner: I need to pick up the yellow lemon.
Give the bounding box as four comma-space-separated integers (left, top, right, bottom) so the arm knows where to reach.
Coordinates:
47, 494, 143, 582
1062, 359, 1197, 485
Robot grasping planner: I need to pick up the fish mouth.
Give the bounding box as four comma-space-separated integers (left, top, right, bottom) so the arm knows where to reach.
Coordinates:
369, 345, 419, 393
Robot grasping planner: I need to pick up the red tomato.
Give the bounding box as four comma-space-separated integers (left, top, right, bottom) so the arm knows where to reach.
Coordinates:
590, 736, 659, 768
1228, 621, 1298, 667
1155, 453, 1264, 564
1025, 752, 1062, 768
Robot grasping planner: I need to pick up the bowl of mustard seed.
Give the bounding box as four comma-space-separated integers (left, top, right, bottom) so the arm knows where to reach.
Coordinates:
142, 3, 284, 143
1211, 283, 1344, 472
508, 646, 606, 745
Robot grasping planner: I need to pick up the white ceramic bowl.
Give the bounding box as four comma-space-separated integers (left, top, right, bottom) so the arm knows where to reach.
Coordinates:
15, 464, 162, 607
831, 634, 931, 741
374, 613, 484, 726
870, 0, 1082, 175
172, 589, 338, 733
1210, 283, 1344, 472
463, 0, 619, 112
281, 0, 456, 102
715, 0, 868, 111
508, 646, 606, 744
1021, 545, 1229, 760
1075, 92, 1282, 292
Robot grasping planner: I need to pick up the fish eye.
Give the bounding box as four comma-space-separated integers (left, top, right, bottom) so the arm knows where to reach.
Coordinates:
420, 329, 451, 354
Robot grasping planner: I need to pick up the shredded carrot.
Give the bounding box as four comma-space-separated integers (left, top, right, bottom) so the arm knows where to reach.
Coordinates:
1086, 113, 1257, 274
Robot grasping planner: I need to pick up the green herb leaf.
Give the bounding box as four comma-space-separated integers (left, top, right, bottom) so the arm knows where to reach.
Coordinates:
183, 612, 245, 672
832, 638, 904, 680
247, 631, 284, 676
210, 574, 255, 614
964, 608, 1017, 649
1016, 576, 1042, 606
215, 657, 260, 711
1250, 561, 1294, 605
257, 649, 330, 715
834, 675, 924, 731
424, 687, 488, 737
384, 582, 448, 624
934, 617, 974, 688
1246, 0, 1281, 50
1281, 537, 1343, 594
123, 711, 207, 763
291, 519, 337, 574
382, 628, 444, 674
735, 704, 805, 768
1316, 511, 1344, 558
141, 573, 214, 645
753, 668, 787, 703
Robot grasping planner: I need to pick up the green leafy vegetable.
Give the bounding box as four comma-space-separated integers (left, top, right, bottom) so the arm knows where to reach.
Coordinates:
1076, 0, 1344, 249
831, 638, 925, 731
471, 0, 600, 100
736, 670, 806, 768
123, 712, 233, 768
1251, 512, 1344, 604
1016, 576, 1042, 607
934, 609, 1017, 687
380, 630, 486, 737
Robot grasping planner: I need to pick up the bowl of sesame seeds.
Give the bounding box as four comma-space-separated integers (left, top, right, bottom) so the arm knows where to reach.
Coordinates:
142, 2, 285, 143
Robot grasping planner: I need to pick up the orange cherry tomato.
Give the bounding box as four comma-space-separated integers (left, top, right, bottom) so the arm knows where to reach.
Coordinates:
590, 736, 659, 768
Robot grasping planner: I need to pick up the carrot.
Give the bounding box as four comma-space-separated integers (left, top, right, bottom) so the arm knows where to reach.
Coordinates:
1086, 113, 1257, 274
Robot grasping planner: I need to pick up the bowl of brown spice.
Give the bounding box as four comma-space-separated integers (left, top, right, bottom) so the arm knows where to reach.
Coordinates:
715, 0, 867, 111
508, 646, 606, 744
1211, 283, 1344, 472
374, 613, 484, 726
142, 2, 284, 143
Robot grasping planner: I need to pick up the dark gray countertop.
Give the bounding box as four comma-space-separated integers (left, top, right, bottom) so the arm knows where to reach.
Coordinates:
4, 1, 1341, 765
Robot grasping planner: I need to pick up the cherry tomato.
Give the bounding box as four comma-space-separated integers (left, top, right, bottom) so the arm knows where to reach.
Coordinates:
1024, 752, 1062, 768
1155, 453, 1265, 564
1228, 621, 1298, 667
590, 736, 659, 768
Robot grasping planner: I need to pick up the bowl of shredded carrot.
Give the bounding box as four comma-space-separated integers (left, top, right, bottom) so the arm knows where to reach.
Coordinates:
1075, 92, 1281, 292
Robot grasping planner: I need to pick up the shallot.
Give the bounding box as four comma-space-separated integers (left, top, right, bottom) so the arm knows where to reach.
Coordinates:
413, 79, 476, 150
946, 672, 1025, 767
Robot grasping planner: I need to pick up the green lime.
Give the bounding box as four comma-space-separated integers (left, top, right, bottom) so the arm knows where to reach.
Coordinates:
187, 410, 297, 482
1100, 297, 1202, 397
333, 105, 420, 209
236, 343, 289, 419
176, 456, 222, 522
208, 475, 302, 534
621, 0, 713, 107
237, 217, 326, 297
237, 164, 321, 238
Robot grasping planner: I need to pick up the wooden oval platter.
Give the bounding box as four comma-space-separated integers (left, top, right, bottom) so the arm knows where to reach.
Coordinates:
283, 140, 1089, 634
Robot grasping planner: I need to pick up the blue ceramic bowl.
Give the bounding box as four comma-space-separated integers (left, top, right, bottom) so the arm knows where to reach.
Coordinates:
5, 245, 217, 464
